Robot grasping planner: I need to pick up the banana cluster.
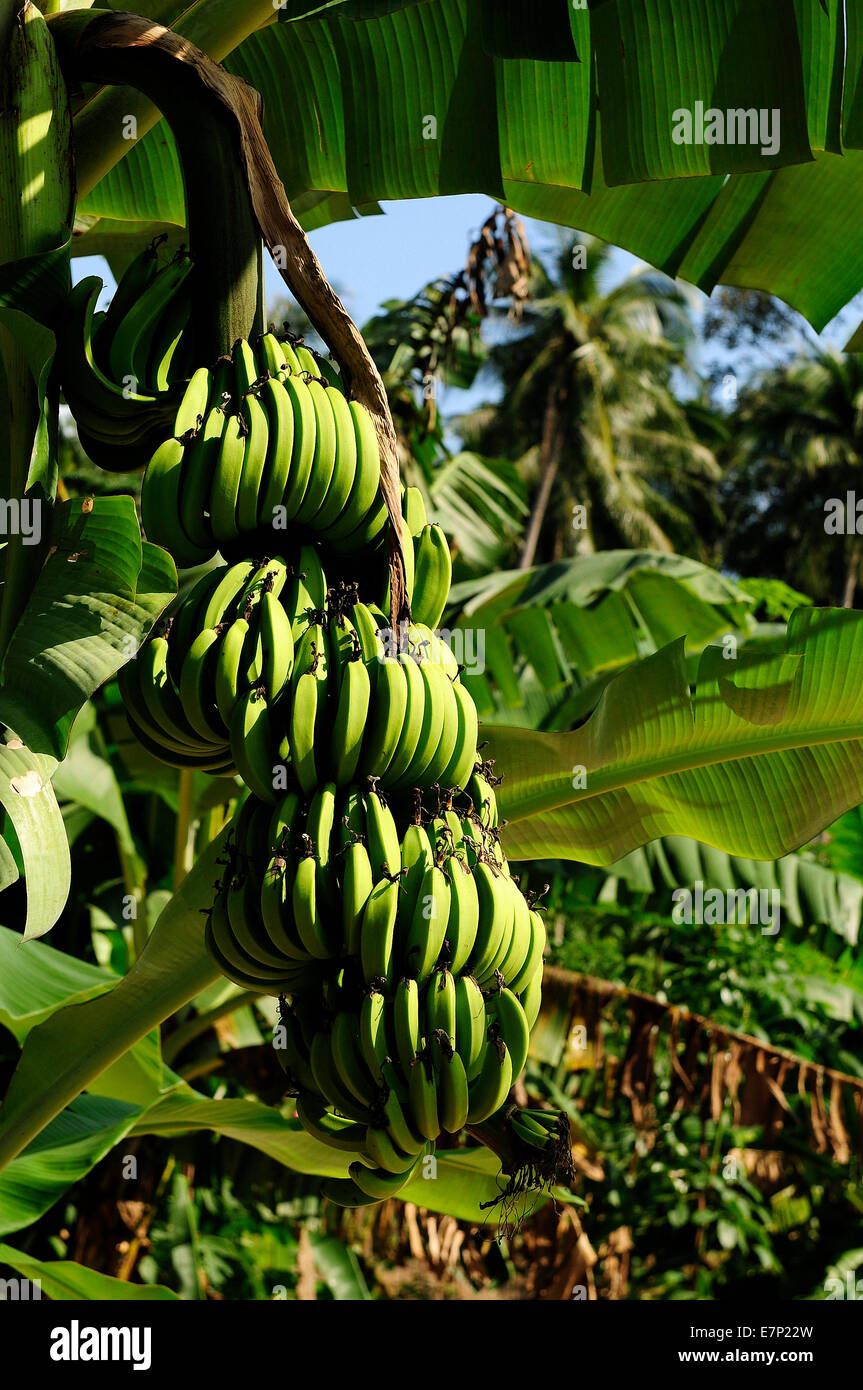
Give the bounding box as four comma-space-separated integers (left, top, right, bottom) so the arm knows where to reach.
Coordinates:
79, 243, 556, 1202
205, 772, 546, 1205
139, 333, 392, 569
119, 543, 476, 800
59, 269, 185, 472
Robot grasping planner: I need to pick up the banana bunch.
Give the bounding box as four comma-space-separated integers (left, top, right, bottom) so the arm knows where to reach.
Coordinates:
506, 1106, 569, 1154
201, 768, 547, 1205
119, 543, 479, 800
137, 330, 390, 567
204, 773, 544, 993
58, 271, 185, 472
117, 551, 300, 781
65, 205, 563, 1206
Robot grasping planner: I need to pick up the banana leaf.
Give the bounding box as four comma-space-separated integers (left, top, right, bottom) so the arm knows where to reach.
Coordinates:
491, 606, 863, 864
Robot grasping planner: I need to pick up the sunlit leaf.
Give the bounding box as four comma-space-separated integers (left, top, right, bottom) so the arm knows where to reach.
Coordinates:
491, 606, 863, 864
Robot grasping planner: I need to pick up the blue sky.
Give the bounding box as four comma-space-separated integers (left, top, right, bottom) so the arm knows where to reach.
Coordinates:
73, 192, 862, 413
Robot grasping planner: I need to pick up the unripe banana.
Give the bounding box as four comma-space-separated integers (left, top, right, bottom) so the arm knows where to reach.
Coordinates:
412, 525, 451, 630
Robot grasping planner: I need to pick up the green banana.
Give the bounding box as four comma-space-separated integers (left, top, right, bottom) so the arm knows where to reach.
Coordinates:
108, 253, 191, 389
281, 375, 318, 520
236, 390, 270, 533
432, 1034, 470, 1134
425, 967, 457, 1047
487, 987, 531, 1080
393, 977, 421, 1074
437, 680, 480, 792
359, 878, 399, 985
359, 989, 389, 1083
383, 652, 426, 786
331, 1010, 379, 1108
468, 861, 510, 982
509, 909, 547, 996
443, 856, 480, 975
260, 855, 309, 962
403, 863, 450, 985
258, 375, 295, 527
256, 331, 288, 378
258, 589, 294, 700
305, 781, 338, 914
330, 656, 370, 787
404, 485, 428, 538
229, 689, 278, 804
466, 1037, 513, 1124
519, 960, 543, 1031
179, 628, 228, 743
293, 343, 321, 379
321, 401, 381, 542
309, 1031, 372, 1123
296, 1093, 367, 1153
363, 1126, 422, 1176
399, 823, 433, 924
233, 337, 261, 396
412, 524, 452, 630
454, 975, 487, 1082
312, 384, 358, 530
140, 435, 211, 569
201, 560, 256, 630
347, 1155, 422, 1201
342, 839, 374, 957
273, 1007, 316, 1091
209, 408, 246, 545
408, 1051, 440, 1141
328, 406, 385, 548
178, 399, 224, 552
395, 657, 448, 789
359, 656, 408, 779
292, 850, 335, 960
214, 617, 249, 725
364, 791, 401, 879
496, 877, 533, 986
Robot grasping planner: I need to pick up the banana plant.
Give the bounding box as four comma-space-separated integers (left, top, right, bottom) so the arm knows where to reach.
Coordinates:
586, 836, 863, 960
3, 0, 863, 1290
51, 0, 863, 340
449, 549, 761, 728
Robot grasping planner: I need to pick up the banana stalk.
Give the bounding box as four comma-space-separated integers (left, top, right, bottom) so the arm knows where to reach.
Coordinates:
49, 10, 261, 361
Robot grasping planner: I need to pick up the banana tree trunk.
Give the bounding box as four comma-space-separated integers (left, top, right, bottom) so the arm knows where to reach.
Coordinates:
519, 382, 565, 570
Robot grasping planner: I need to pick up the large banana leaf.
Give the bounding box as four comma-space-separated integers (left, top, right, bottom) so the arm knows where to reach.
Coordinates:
0, 830, 225, 1171
0, 926, 163, 1101
451, 551, 757, 728
67, 1, 863, 332
0, 743, 69, 942
491, 605, 863, 864
601, 836, 863, 952
0, 1094, 141, 1239
52, 702, 135, 857
0, 497, 176, 760
0, 1243, 179, 1299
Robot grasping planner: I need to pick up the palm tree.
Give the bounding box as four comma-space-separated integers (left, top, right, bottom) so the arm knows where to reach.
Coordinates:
726, 349, 863, 607
454, 235, 722, 568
